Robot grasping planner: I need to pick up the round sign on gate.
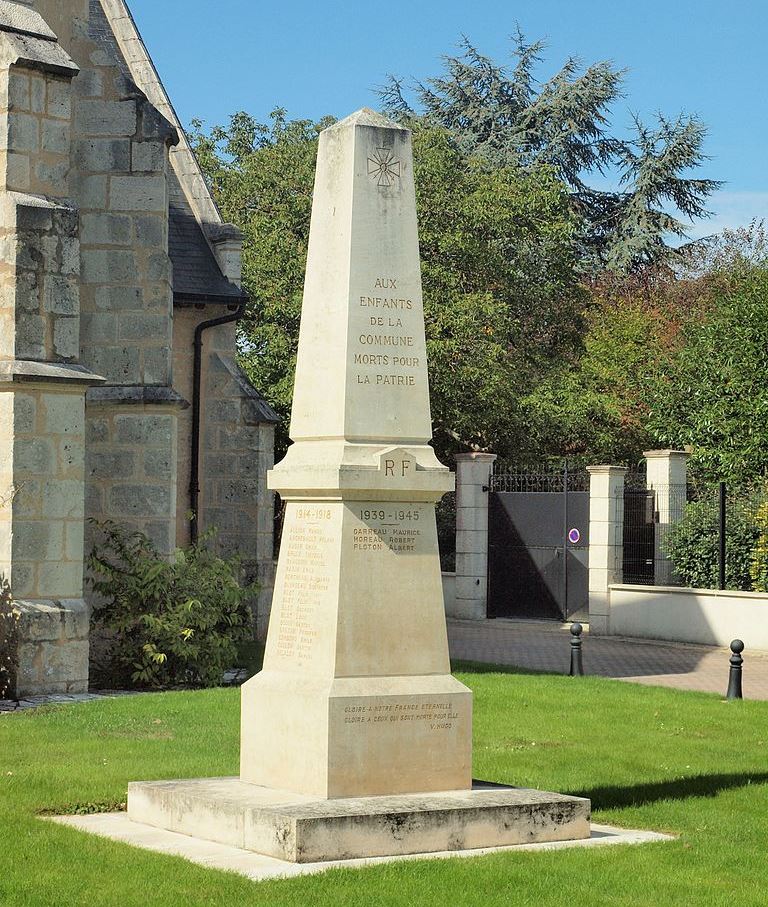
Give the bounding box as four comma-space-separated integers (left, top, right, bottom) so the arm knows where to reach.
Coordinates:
568, 528, 581, 545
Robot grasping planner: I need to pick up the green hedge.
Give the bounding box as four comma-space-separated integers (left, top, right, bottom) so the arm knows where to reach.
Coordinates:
664, 496, 764, 592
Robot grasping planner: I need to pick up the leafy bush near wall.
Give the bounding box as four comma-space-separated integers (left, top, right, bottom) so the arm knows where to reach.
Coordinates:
750, 501, 768, 592
664, 499, 761, 592
0, 575, 19, 699
88, 522, 255, 689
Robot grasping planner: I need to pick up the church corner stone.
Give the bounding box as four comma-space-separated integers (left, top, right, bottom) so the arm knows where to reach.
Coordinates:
0, 1, 278, 698
239, 108, 472, 798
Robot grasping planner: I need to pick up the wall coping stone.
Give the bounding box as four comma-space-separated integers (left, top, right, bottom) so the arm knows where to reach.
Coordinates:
86, 385, 190, 409
0, 1, 56, 41
610, 583, 768, 602
0, 360, 104, 386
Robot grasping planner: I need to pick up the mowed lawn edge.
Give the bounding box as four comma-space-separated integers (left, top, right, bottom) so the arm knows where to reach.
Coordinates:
1, 666, 767, 907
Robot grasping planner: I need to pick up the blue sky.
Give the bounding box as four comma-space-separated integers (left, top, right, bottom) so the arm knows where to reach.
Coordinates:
129, 0, 767, 238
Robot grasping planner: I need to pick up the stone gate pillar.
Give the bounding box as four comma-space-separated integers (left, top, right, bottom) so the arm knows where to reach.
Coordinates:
644, 449, 688, 586
587, 466, 627, 635
0, 7, 103, 697
454, 453, 496, 620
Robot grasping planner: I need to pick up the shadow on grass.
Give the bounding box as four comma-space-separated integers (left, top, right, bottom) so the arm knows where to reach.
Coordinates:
576, 772, 768, 810
452, 659, 553, 676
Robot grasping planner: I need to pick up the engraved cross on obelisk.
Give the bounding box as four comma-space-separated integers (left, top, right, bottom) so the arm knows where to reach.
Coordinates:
240, 109, 472, 799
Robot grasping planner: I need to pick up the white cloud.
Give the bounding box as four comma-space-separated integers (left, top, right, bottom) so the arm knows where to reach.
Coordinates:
685, 191, 768, 240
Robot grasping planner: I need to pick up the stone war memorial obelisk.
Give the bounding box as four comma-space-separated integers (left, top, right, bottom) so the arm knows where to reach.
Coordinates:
128, 109, 591, 863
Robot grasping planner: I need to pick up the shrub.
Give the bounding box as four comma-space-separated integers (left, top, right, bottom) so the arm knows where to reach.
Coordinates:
0, 577, 16, 698
88, 521, 255, 689
0, 575, 19, 700
750, 500, 768, 592
664, 498, 760, 591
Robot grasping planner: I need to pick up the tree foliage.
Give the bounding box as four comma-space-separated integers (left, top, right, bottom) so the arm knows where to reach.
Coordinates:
191, 113, 586, 461
650, 260, 768, 482
381, 32, 720, 273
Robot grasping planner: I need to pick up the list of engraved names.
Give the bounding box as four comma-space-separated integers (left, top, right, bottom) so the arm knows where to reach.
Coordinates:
275, 507, 333, 663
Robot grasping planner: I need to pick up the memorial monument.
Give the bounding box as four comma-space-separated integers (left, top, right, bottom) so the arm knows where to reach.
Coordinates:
128, 109, 591, 863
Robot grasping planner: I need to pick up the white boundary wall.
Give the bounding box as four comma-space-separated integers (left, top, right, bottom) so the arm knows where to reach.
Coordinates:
608, 584, 768, 649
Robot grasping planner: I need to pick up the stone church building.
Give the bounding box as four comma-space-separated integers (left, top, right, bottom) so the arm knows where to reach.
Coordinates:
0, 0, 278, 696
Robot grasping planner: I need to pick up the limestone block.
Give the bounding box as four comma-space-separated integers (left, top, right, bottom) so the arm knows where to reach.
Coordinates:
81, 249, 136, 283
8, 73, 31, 111
6, 481, 38, 517
143, 450, 171, 479
76, 99, 137, 136
118, 312, 167, 340
6, 152, 30, 191
114, 414, 173, 446
128, 778, 589, 863
86, 450, 136, 480
455, 574, 487, 600
109, 175, 166, 212
15, 437, 54, 475
13, 395, 36, 433
73, 70, 103, 98
80, 312, 117, 343
65, 522, 84, 564
46, 80, 71, 120
13, 520, 64, 560
53, 316, 79, 359
7, 112, 39, 153
131, 141, 164, 172
30, 77, 45, 114
95, 285, 142, 311
41, 119, 69, 154
75, 139, 130, 173
9, 598, 89, 697
108, 485, 171, 518
75, 174, 107, 209
37, 563, 83, 599
80, 212, 131, 245
81, 346, 140, 383
456, 529, 489, 555
15, 313, 46, 359
41, 479, 84, 519
133, 214, 164, 247
43, 275, 78, 315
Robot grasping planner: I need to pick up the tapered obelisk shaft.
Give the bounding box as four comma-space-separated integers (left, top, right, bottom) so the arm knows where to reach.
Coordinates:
240, 109, 472, 798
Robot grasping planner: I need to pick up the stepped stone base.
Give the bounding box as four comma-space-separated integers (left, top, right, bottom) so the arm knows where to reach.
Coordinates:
127, 778, 591, 863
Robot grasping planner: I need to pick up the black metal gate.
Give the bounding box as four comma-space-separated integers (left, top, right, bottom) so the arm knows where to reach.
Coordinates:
488, 465, 589, 620
622, 485, 656, 584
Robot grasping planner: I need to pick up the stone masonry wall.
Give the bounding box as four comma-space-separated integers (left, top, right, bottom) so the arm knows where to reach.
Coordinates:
173, 311, 276, 635
85, 401, 178, 551
0, 11, 96, 696
34, 0, 184, 562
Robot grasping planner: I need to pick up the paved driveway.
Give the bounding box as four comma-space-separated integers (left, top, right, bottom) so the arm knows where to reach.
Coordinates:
448, 619, 768, 700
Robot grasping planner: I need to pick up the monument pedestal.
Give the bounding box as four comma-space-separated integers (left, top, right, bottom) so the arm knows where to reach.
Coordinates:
128, 778, 590, 864
125, 108, 592, 865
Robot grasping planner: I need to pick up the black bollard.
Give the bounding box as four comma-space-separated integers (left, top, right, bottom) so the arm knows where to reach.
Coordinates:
569, 622, 584, 677
726, 639, 744, 700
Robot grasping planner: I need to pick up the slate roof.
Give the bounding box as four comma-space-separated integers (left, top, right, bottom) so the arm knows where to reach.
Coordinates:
168, 170, 246, 304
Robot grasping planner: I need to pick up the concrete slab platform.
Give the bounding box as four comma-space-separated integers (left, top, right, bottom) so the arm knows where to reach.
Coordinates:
127, 778, 591, 862
49, 812, 673, 882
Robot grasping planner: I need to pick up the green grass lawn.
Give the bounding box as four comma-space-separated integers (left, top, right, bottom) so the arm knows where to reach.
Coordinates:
2, 665, 767, 906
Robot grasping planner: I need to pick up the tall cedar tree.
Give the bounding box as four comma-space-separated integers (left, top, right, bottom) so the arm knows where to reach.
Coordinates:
380, 32, 720, 273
